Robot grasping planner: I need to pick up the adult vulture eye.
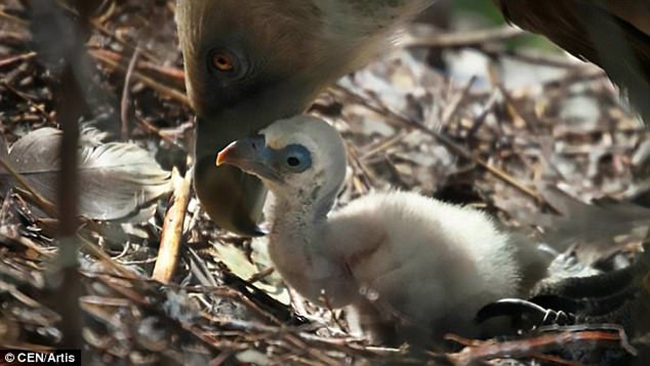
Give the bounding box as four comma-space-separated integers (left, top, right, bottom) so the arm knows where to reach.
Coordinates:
208, 48, 247, 78
212, 52, 234, 72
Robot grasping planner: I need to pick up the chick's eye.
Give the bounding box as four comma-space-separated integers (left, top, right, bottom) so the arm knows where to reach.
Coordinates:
287, 156, 301, 167
282, 145, 312, 173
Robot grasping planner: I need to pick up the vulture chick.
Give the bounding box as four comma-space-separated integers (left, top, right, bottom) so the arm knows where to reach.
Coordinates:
216, 116, 549, 345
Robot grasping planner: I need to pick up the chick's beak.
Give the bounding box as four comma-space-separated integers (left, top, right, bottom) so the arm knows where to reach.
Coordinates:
216, 141, 237, 166
216, 136, 280, 182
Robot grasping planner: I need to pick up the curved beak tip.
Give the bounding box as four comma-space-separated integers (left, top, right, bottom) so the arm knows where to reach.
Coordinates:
216, 141, 237, 167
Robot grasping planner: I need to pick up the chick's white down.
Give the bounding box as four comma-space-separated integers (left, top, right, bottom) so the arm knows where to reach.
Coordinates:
228, 116, 548, 345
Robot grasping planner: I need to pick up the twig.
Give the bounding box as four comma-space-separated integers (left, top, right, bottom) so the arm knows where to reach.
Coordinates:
203, 287, 284, 326
482, 46, 588, 69
359, 130, 408, 160
247, 267, 275, 283
0, 51, 36, 68
283, 334, 342, 366
467, 89, 500, 139
0, 158, 57, 216
332, 85, 550, 206
152, 167, 193, 283
76, 232, 140, 280
1, 80, 54, 123
90, 49, 190, 105
30, 0, 99, 351
441, 76, 476, 127
120, 46, 141, 140
0, 226, 56, 259
135, 115, 189, 152
208, 350, 233, 366
446, 325, 637, 365
0, 8, 28, 26
90, 48, 185, 86
319, 290, 349, 335
405, 26, 524, 48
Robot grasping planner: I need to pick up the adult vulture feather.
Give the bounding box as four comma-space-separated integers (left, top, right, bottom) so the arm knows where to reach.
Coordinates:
495, 0, 650, 121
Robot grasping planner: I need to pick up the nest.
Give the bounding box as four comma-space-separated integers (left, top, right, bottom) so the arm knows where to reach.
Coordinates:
0, 1, 648, 365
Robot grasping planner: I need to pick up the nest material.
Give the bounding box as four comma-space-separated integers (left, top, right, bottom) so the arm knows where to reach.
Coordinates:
0, 0, 648, 365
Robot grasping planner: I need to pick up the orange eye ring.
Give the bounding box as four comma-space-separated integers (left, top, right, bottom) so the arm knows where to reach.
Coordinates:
212, 52, 235, 72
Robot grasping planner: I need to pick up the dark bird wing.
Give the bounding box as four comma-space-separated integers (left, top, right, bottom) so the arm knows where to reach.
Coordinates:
495, 0, 650, 121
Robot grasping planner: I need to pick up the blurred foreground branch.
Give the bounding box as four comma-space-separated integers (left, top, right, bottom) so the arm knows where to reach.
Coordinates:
30, 0, 102, 353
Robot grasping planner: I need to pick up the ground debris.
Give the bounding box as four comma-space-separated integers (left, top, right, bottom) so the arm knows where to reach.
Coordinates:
0, 1, 648, 365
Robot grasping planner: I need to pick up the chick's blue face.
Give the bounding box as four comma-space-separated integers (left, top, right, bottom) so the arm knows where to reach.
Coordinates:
217, 137, 314, 185
216, 116, 348, 206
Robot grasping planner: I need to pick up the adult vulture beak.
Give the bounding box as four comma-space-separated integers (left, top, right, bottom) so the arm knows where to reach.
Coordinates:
194, 118, 269, 236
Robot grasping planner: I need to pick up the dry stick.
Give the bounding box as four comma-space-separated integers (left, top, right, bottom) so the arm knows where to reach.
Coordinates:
93, 0, 116, 24
319, 291, 349, 335
482, 46, 588, 69
467, 89, 500, 139
404, 25, 524, 48
205, 287, 284, 326
495, 83, 536, 132
447, 329, 635, 365
120, 46, 141, 140
0, 227, 56, 258
0, 51, 36, 67
89, 20, 158, 62
152, 167, 193, 283
0, 158, 57, 216
529, 353, 585, 366
76, 233, 140, 280
135, 115, 188, 151
56, 0, 158, 62
91, 48, 186, 86
333, 85, 548, 205
282, 334, 342, 366
88, 275, 242, 356
208, 349, 233, 366
1, 80, 54, 123
247, 267, 275, 283
90, 49, 190, 105
32, 0, 94, 350
344, 140, 379, 190
440, 75, 477, 127
359, 130, 408, 160
0, 8, 28, 26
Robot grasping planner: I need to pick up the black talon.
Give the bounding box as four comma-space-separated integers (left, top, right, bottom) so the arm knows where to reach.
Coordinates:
476, 298, 550, 325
